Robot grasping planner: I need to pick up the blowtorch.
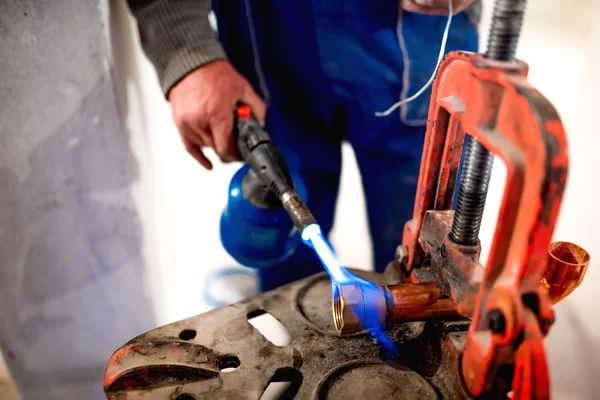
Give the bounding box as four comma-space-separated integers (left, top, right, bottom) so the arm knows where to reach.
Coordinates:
234, 105, 317, 232
222, 105, 365, 292
220, 105, 318, 269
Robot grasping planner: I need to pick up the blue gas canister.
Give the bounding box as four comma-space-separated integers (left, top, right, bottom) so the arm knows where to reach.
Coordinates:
220, 164, 307, 268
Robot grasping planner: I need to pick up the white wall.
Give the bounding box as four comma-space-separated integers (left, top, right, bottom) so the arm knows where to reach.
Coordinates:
0, 1, 157, 398
538, 7, 600, 400
113, 1, 600, 398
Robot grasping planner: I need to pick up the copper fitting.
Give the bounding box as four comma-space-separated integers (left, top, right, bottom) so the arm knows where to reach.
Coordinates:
542, 241, 590, 304
332, 282, 457, 335
332, 283, 386, 335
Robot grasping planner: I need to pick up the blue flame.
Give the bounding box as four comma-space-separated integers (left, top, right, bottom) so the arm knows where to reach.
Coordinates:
301, 224, 356, 283
301, 224, 398, 355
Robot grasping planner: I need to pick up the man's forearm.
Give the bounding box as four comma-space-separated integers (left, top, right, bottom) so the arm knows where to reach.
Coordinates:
126, 0, 227, 97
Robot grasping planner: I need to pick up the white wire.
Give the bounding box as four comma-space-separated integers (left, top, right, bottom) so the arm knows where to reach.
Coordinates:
375, 0, 454, 117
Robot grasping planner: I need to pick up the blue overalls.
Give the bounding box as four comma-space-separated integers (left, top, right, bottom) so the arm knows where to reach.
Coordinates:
213, 0, 479, 290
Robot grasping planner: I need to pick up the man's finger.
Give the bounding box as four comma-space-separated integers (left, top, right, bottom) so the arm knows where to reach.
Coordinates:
452, 0, 473, 14
402, 0, 472, 15
210, 111, 239, 162
181, 135, 213, 170
401, 1, 446, 15
179, 121, 205, 147
412, 0, 437, 6
179, 124, 213, 169
189, 120, 214, 149
240, 82, 267, 125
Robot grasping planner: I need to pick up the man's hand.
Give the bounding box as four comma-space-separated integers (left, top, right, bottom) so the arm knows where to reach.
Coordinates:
401, 0, 475, 15
169, 60, 266, 169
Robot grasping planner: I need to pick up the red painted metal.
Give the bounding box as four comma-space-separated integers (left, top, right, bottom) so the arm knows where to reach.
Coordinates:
402, 51, 568, 399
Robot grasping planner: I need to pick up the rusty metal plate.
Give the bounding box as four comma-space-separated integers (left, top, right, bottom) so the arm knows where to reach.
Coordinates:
104, 271, 469, 399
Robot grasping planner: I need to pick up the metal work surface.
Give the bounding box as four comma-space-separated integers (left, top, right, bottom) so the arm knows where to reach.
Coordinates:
105, 270, 470, 399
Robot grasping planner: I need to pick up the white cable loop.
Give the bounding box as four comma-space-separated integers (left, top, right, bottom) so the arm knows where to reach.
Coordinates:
375, 0, 454, 117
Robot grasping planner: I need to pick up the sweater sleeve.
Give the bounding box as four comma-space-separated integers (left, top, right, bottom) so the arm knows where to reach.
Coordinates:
126, 0, 227, 97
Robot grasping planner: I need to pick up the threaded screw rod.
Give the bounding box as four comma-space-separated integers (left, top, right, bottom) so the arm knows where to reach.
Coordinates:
449, 137, 494, 245
449, 0, 527, 245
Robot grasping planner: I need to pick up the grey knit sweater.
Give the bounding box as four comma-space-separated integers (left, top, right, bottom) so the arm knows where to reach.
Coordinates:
127, 0, 482, 97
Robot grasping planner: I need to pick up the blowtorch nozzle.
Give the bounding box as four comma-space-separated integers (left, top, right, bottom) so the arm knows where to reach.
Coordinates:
235, 105, 316, 232
281, 191, 317, 232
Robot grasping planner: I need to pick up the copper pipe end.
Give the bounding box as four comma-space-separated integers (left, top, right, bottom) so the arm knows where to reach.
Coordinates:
542, 241, 590, 304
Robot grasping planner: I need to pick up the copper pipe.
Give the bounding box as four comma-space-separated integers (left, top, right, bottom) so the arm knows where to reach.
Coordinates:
332, 282, 457, 335
386, 283, 457, 322
542, 241, 590, 304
